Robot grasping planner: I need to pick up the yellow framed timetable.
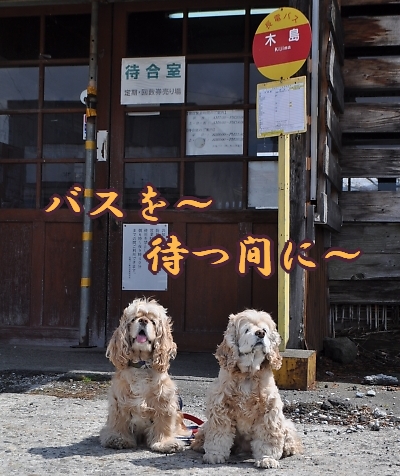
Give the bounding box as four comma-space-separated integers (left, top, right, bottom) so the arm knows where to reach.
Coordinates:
256, 76, 307, 138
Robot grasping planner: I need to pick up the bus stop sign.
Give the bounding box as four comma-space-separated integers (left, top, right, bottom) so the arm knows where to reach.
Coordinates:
252, 7, 311, 81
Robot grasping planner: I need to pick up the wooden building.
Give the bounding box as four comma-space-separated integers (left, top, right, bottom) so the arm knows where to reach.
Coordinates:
0, 0, 398, 351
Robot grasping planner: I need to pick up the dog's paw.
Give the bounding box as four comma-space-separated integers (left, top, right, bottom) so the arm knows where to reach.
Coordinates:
283, 438, 303, 457
203, 453, 227, 464
190, 439, 205, 453
101, 436, 137, 450
190, 429, 205, 453
151, 439, 184, 454
255, 457, 280, 469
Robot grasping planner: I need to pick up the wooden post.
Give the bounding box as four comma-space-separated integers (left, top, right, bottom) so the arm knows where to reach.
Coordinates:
278, 134, 290, 351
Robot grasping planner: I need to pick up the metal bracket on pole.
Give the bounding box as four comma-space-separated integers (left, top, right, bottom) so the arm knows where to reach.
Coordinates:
277, 134, 290, 351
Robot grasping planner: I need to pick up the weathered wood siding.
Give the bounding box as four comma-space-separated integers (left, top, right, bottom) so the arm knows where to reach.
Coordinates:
331, 0, 400, 326
305, 0, 345, 350
314, 0, 343, 234
340, 148, 400, 177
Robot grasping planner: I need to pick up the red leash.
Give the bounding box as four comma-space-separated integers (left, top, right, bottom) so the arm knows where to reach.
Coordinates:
183, 413, 204, 427
176, 413, 204, 443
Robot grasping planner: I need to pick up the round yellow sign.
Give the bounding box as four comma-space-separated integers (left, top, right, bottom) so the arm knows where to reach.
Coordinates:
252, 7, 312, 80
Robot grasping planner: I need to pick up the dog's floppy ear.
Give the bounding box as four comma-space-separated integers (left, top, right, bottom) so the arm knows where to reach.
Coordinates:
268, 327, 282, 370
152, 314, 177, 373
214, 314, 240, 371
105, 311, 131, 370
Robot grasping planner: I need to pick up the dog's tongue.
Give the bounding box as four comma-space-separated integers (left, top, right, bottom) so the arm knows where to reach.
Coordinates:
136, 333, 147, 343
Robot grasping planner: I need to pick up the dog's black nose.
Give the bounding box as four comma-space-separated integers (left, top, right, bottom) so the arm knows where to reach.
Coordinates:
255, 330, 265, 339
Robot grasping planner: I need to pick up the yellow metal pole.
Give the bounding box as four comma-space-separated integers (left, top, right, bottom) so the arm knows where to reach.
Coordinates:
278, 134, 290, 351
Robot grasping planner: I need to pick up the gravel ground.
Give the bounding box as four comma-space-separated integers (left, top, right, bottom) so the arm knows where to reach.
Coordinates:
1, 371, 400, 475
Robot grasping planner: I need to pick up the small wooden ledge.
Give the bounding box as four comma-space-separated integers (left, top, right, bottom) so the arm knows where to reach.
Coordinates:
273, 349, 316, 390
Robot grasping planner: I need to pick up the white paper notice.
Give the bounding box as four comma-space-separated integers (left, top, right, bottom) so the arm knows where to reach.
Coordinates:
122, 224, 168, 291
186, 110, 244, 155
256, 77, 307, 137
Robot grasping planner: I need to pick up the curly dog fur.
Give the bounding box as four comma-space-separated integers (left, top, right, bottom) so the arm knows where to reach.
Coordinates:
191, 309, 303, 468
99, 298, 189, 453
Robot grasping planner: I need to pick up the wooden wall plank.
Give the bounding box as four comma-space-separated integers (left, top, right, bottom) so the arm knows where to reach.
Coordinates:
326, 97, 342, 151
324, 141, 342, 191
316, 192, 342, 231
343, 57, 400, 90
331, 223, 400, 253
329, 253, 400, 280
43, 223, 82, 328
327, 39, 345, 113
0, 222, 32, 326
185, 223, 246, 334
328, 0, 345, 64
341, 104, 400, 133
340, 148, 400, 177
253, 222, 278, 319
306, 227, 330, 351
30, 220, 44, 327
340, 191, 400, 222
329, 280, 400, 303
344, 16, 400, 47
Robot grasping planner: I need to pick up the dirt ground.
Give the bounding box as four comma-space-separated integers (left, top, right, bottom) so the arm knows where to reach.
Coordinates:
0, 332, 399, 475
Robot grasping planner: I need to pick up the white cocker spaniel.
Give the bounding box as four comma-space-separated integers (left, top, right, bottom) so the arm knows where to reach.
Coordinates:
191, 309, 303, 468
99, 298, 189, 453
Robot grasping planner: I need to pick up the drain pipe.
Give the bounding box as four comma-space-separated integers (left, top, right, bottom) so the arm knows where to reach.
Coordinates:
78, 0, 99, 347
310, 0, 319, 201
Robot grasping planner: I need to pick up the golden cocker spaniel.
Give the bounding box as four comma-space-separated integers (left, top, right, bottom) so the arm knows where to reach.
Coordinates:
99, 298, 189, 453
191, 309, 303, 468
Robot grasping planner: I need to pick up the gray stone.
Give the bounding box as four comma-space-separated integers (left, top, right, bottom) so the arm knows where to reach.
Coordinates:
369, 421, 380, 431
373, 408, 387, 418
321, 401, 333, 411
323, 337, 358, 364
363, 374, 399, 386
328, 397, 354, 410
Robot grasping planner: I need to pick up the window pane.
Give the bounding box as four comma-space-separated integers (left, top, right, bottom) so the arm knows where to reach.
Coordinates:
187, 63, 244, 105
0, 114, 38, 159
248, 161, 278, 209
43, 114, 85, 159
44, 66, 89, 108
0, 17, 40, 61
125, 111, 180, 158
0, 68, 39, 110
184, 162, 242, 209
343, 178, 379, 192
45, 15, 91, 59
41, 163, 85, 207
186, 110, 244, 156
127, 12, 183, 57
188, 10, 245, 54
0, 163, 36, 208
248, 110, 278, 157
124, 163, 179, 209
